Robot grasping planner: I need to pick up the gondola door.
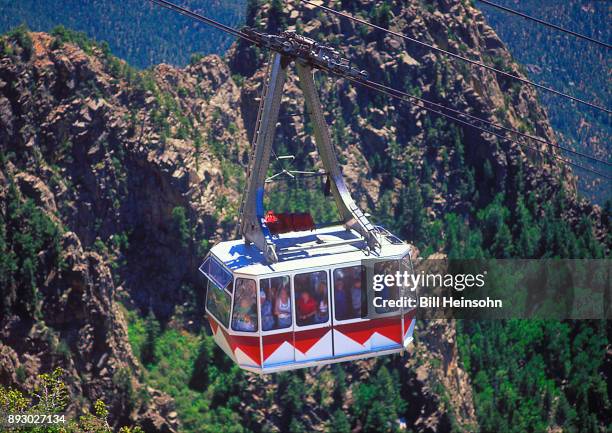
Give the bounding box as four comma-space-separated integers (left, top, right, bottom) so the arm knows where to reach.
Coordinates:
367, 259, 404, 351
260, 275, 295, 368
331, 264, 373, 356
293, 269, 333, 363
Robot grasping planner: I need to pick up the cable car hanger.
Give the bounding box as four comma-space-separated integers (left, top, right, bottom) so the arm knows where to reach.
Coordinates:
237, 28, 381, 263
265, 169, 326, 183
266, 150, 325, 183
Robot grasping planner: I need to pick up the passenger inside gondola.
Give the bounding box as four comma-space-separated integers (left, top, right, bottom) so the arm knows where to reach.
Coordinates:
333, 270, 350, 320
316, 296, 329, 323
297, 290, 316, 325
232, 278, 258, 332
260, 288, 275, 331
233, 298, 256, 331
259, 276, 292, 330
295, 271, 327, 326
313, 278, 329, 323
350, 276, 362, 317
275, 285, 292, 329
334, 266, 365, 320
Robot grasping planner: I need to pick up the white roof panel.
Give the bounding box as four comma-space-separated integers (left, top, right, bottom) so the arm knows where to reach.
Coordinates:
209, 225, 411, 276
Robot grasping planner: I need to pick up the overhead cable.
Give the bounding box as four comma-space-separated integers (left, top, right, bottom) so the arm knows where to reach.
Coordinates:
300, 0, 612, 115
145, 0, 611, 180
344, 75, 611, 180
477, 0, 612, 49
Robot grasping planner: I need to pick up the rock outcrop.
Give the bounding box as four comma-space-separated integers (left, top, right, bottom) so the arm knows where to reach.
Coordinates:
1, 1, 608, 431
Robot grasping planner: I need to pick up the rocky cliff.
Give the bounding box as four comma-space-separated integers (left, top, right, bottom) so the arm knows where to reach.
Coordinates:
229, 0, 607, 241
0, 0, 608, 431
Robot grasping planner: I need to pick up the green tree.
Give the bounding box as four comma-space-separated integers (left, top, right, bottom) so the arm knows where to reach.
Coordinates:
329, 409, 351, 433
267, 0, 286, 33
352, 366, 404, 433
277, 373, 306, 431
513, 196, 540, 258
172, 206, 191, 248
476, 194, 514, 258
141, 310, 160, 365
1, 181, 62, 317
7, 24, 33, 59
371, 1, 392, 29
575, 215, 603, 258
189, 336, 215, 391
112, 367, 136, 413
395, 164, 427, 247
444, 213, 485, 259
0, 368, 143, 432
331, 364, 347, 409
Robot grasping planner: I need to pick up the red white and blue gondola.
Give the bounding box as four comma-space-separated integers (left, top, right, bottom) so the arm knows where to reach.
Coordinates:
199, 224, 415, 374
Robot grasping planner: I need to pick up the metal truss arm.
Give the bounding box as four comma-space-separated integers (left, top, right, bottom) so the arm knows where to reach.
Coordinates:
295, 61, 380, 252
238, 52, 289, 263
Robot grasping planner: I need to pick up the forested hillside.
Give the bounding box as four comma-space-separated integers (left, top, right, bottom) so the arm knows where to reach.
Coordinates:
0, 1, 610, 432
479, 0, 611, 203
0, 0, 246, 67
2, 0, 608, 202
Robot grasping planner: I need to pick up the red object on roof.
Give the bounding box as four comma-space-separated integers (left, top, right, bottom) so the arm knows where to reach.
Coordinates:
265, 211, 315, 235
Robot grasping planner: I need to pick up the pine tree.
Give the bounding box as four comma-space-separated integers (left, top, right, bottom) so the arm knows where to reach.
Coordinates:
575, 215, 603, 258
329, 409, 351, 433
477, 194, 514, 258
0, 218, 18, 315
332, 364, 347, 409
444, 213, 485, 259
352, 366, 403, 433
2, 181, 62, 317
189, 336, 214, 391
172, 206, 191, 248
397, 164, 427, 246
491, 223, 513, 258
513, 197, 540, 258
267, 0, 286, 33
371, 1, 392, 29
141, 310, 160, 365
289, 417, 306, 433
278, 373, 306, 431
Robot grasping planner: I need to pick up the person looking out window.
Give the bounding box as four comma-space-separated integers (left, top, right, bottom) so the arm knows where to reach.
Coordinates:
297, 290, 316, 326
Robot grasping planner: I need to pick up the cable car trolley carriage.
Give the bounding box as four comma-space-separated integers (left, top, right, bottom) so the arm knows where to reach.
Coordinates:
199, 32, 416, 373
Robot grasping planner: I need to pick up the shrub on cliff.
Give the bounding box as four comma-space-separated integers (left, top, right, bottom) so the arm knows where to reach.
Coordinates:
5, 24, 32, 60
0, 368, 143, 432
0, 181, 63, 318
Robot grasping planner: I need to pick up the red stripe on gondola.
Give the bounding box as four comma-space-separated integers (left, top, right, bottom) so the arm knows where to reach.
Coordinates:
219, 327, 262, 366
334, 320, 374, 345
403, 309, 416, 321
208, 317, 219, 334
232, 334, 262, 365
294, 327, 330, 354
335, 317, 402, 345
219, 327, 233, 349
405, 317, 413, 328
374, 317, 402, 344
404, 318, 414, 337
262, 332, 293, 361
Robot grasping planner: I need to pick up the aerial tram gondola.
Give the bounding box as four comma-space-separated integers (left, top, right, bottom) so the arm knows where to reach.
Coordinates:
199, 29, 416, 373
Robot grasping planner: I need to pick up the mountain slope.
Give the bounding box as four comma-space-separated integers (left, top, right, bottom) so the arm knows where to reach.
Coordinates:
0, 1, 609, 432
478, 0, 611, 203
0, 0, 246, 68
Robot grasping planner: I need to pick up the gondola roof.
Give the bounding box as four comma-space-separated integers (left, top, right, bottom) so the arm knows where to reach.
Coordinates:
210, 225, 410, 276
